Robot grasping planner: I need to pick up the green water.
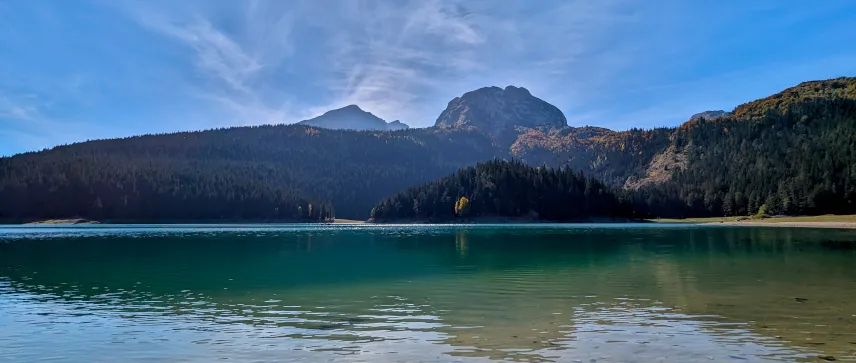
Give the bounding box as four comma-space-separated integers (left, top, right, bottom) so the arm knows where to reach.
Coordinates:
1, 224, 855, 362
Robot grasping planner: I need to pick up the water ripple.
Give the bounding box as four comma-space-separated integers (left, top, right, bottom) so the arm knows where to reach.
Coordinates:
1, 225, 856, 362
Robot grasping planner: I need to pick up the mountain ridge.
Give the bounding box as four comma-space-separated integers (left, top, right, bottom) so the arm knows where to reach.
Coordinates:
434, 85, 567, 138
298, 105, 410, 131
1, 77, 855, 221
690, 110, 730, 121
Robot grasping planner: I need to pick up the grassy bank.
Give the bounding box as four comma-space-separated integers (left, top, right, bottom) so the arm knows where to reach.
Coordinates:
650, 215, 856, 229
650, 216, 744, 224
651, 215, 856, 224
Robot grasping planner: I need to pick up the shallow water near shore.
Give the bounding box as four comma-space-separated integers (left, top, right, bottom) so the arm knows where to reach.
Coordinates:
1, 224, 855, 362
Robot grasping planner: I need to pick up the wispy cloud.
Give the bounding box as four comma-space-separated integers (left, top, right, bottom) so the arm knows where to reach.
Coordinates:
4, 0, 853, 157
0, 90, 98, 155
110, 0, 665, 126
115, 0, 300, 125
305, 0, 643, 124
305, 0, 487, 121
160, 19, 263, 94
0, 96, 40, 121
405, 0, 485, 45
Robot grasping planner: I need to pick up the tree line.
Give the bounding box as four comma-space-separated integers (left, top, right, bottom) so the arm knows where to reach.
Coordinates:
373, 78, 856, 221
0, 125, 498, 221
2, 77, 855, 222
0, 154, 333, 222
371, 159, 638, 222
632, 96, 856, 218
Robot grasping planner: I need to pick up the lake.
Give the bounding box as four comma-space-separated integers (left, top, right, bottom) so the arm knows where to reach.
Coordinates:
1, 224, 855, 362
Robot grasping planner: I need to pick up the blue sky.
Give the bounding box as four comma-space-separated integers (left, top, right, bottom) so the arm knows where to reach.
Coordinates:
2, 0, 856, 156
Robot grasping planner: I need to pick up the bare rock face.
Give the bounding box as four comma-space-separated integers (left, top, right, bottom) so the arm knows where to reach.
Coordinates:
386, 120, 410, 130
299, 105, 410, 131
624, 143, 688, 190
690, 110, 730, 121
434, 86, 566, 136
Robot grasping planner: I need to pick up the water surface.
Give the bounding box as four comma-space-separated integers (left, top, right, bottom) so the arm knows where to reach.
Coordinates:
1, 224, 855, 362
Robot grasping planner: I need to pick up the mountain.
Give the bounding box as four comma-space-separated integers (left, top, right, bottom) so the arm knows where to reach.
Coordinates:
0, 126, 498, 221
387, 120, 409, 130
0, 84, 618, 223
508, 126, 674, 186
690, 110, 729, 120
298, 105, 409, 131
370, 159, 636, 222
730, 77, 856, 120
2, 77, 856, 222
407, 77, 856, 219
434, 86, 566, 138
628, 77, 856, 217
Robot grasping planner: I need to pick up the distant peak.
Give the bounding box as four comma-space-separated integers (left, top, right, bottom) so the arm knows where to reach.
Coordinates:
690, 110, 729, 121
322, 104, 370, 116
468, 86, 502, 94
464, 86, 533, 97
386, 120, 410, 130
434, 85, 566, 133
340, 104, 364, 111
505, 85, 531, 95
298, 104, 391, 131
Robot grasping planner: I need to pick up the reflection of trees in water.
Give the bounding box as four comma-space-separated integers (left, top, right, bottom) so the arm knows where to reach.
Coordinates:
3, 227, 856, 361
425, 227, 856, 360
455, 230, 468, 257
636, 237, 856, 360
0, 228, 634, 295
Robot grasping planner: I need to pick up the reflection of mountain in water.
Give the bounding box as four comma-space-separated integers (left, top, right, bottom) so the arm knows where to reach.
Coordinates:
2, 226, 856, 361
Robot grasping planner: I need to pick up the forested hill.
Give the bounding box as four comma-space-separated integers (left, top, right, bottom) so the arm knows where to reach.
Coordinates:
2, 76, 855, 222
630, 77, 856, 218
370, 160, 637, 222
0, 126, 499, 221
371, 77, 856, 221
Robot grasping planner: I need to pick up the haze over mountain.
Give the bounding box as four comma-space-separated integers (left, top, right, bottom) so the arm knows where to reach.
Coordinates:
1, 77, 856, 222
298, 105, 409, 131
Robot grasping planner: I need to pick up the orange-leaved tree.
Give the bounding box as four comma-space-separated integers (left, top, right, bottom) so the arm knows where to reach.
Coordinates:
455, 196, 471, 217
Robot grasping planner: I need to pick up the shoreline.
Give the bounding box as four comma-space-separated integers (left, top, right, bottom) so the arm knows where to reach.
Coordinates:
3, 218, 364, 225
652, 214, 856, 229
24, 218, 100, 225
702, 221, 856, 229
369, 216, 646, 224
7, 216, 856, 229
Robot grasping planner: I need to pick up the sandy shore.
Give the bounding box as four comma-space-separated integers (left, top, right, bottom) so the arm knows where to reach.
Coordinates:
705, 221, 856, 229
25, 218, 99, 225
329, 219, 366, 224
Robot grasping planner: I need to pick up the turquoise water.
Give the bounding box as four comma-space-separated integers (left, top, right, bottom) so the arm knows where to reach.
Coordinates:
1, 224, 855, 362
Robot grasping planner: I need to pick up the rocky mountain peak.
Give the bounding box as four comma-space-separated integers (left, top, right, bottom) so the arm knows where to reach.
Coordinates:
386, 120, 410, 130
690, 110, 730, 121
339, 104, 363, 111
298, 105, 410, 131
504, 85, 532, 96
434, 85, 566, 136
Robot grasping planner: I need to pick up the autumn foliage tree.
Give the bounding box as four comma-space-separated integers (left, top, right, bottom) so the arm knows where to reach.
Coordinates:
454, 197, 471, 217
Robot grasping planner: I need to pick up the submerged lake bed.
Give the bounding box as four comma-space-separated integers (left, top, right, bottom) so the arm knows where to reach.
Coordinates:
1, 224, 855, 362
